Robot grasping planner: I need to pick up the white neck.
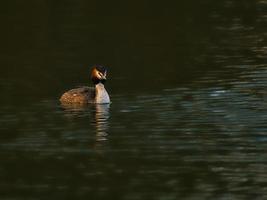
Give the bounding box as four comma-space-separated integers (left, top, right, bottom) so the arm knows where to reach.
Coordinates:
95, 83, 110, 104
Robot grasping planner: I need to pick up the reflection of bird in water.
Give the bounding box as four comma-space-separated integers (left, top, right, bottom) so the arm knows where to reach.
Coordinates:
60, 65, 110, 104
60, 103, 110, 141
93, 104, 110, 141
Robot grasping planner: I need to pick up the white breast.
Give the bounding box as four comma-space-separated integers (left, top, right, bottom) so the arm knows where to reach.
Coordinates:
95, 83, 110, 104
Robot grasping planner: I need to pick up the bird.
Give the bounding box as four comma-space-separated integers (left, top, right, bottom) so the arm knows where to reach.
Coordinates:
60, 65, 110, 104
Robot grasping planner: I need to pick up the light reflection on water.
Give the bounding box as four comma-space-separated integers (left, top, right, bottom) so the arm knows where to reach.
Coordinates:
61, 103, 110, 141
0, 65, 267, 199
1, 0, 267, 199
92, 104, 110, 141
1, 59, 267, 200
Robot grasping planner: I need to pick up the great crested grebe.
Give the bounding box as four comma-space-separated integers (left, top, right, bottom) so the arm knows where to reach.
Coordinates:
60, 65, 110, 104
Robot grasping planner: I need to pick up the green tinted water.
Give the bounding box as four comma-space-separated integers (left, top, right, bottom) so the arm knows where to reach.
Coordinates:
0, 1, 267, 199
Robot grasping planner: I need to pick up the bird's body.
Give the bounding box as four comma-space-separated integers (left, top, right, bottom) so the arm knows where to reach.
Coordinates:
60, 86, 95, 104
59, 65, 110, 104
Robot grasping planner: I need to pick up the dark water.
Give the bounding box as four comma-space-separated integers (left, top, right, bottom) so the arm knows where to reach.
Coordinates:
1, 1, 267, 199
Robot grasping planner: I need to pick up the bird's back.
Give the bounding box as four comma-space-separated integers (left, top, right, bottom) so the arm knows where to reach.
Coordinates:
60, 86, 95, 104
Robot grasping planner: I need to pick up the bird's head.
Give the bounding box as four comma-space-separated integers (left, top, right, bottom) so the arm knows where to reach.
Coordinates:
91, 65, 108, 85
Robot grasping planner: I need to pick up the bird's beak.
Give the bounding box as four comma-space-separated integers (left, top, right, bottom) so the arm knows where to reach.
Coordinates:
102, 74, 106, 80
102, 71, 107, 80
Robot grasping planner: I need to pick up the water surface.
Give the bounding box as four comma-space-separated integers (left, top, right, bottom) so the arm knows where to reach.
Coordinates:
0, 0, 267, 199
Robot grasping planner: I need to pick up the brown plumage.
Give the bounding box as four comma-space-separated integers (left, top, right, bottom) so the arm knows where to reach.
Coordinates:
60, 86, 96, 104
60, 65, 109, 104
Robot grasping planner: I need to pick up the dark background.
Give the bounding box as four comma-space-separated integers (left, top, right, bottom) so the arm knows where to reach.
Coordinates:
0, 1, 267, 200
0, 0, 261, 100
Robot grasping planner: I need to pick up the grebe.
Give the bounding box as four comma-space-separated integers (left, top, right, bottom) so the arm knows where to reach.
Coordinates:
60, 65, 110, 104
